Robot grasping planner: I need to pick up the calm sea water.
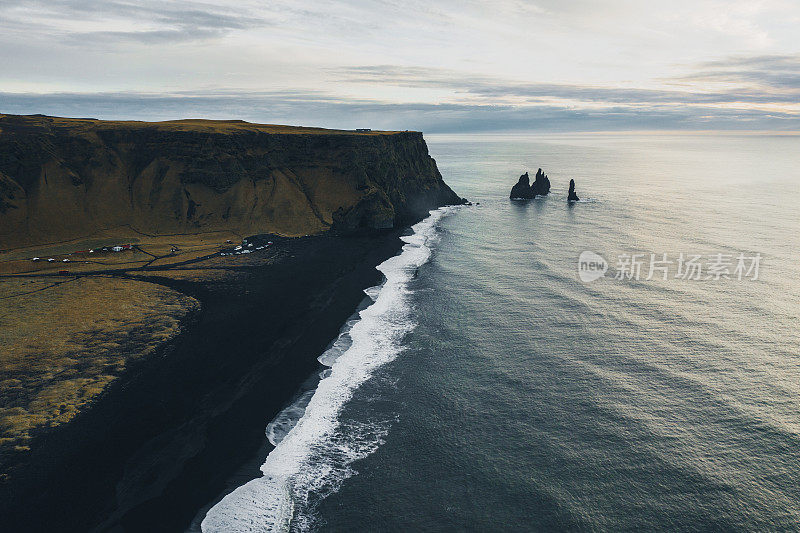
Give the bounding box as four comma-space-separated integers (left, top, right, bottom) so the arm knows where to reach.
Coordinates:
204, 133, 800, 532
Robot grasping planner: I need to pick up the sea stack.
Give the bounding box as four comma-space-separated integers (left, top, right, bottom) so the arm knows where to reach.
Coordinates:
509, 168, 551, 199
568, 179, 580, 202
510, 172, 532, 199
532, 168, 551, 196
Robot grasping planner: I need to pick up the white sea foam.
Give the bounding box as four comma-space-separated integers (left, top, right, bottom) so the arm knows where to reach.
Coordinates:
316, 318, 359, 367
266, 391, 315, 446
363, 284, 382, 302
201, 207, 458, 532
270, 309, 367, 447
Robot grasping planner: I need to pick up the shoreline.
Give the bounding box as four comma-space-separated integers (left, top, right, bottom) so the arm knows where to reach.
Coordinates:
200, 206, 458, 531
0, 231, 407, 532
187, 354, 337, 531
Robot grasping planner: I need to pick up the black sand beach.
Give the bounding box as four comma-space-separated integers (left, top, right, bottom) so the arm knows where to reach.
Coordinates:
0, 232, 406, 532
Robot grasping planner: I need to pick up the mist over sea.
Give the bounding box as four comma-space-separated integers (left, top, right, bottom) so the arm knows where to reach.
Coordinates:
204, 133, 800, 531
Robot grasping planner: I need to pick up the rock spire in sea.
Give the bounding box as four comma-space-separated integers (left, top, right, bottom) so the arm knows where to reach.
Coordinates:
568, 179, 580, 202
509, 168, 551, 199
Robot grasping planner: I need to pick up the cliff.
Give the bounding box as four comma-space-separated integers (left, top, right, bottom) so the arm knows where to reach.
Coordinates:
0, 114, 461, 249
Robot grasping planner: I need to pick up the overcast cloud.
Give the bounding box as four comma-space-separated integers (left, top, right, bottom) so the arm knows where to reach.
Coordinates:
1, 0, 799, 131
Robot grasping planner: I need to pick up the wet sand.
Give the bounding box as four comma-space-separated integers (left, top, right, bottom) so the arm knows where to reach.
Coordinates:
0, 231, 405, 532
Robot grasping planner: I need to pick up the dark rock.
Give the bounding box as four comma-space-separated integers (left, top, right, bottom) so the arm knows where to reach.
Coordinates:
510, 172, 532, 199
568, 179, 580, 202
510, 169, 551, 199
532, 168, 551, 196
331, 189, 395, 233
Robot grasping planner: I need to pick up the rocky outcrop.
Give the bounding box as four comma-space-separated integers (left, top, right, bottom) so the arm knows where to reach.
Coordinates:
568, 179, 580, 202
509, 168, 551, 199
510, 172, 532, 199
0, 114, 461, 248
533, 168, 551, 196
331, 189, 395, 233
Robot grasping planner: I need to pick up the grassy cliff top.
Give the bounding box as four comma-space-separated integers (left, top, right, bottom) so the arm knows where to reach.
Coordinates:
0, 113, 409, 136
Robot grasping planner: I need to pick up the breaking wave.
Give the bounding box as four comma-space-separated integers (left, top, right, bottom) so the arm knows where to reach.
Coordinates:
201, 207, 458, 532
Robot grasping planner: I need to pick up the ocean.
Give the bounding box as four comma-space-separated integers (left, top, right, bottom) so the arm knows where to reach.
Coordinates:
202, 133, 800, 531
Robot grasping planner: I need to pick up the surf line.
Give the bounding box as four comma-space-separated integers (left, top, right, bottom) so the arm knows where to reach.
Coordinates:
201, 206, 460, 532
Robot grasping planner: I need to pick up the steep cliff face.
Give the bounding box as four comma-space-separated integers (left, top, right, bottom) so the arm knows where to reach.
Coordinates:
0, 114, 461, 249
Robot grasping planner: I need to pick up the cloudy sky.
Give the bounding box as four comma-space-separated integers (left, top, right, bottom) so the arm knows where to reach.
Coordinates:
1, 0, 799, 132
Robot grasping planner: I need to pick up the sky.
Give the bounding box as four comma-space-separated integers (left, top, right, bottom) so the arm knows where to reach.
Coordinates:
1, 0, 799, 132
